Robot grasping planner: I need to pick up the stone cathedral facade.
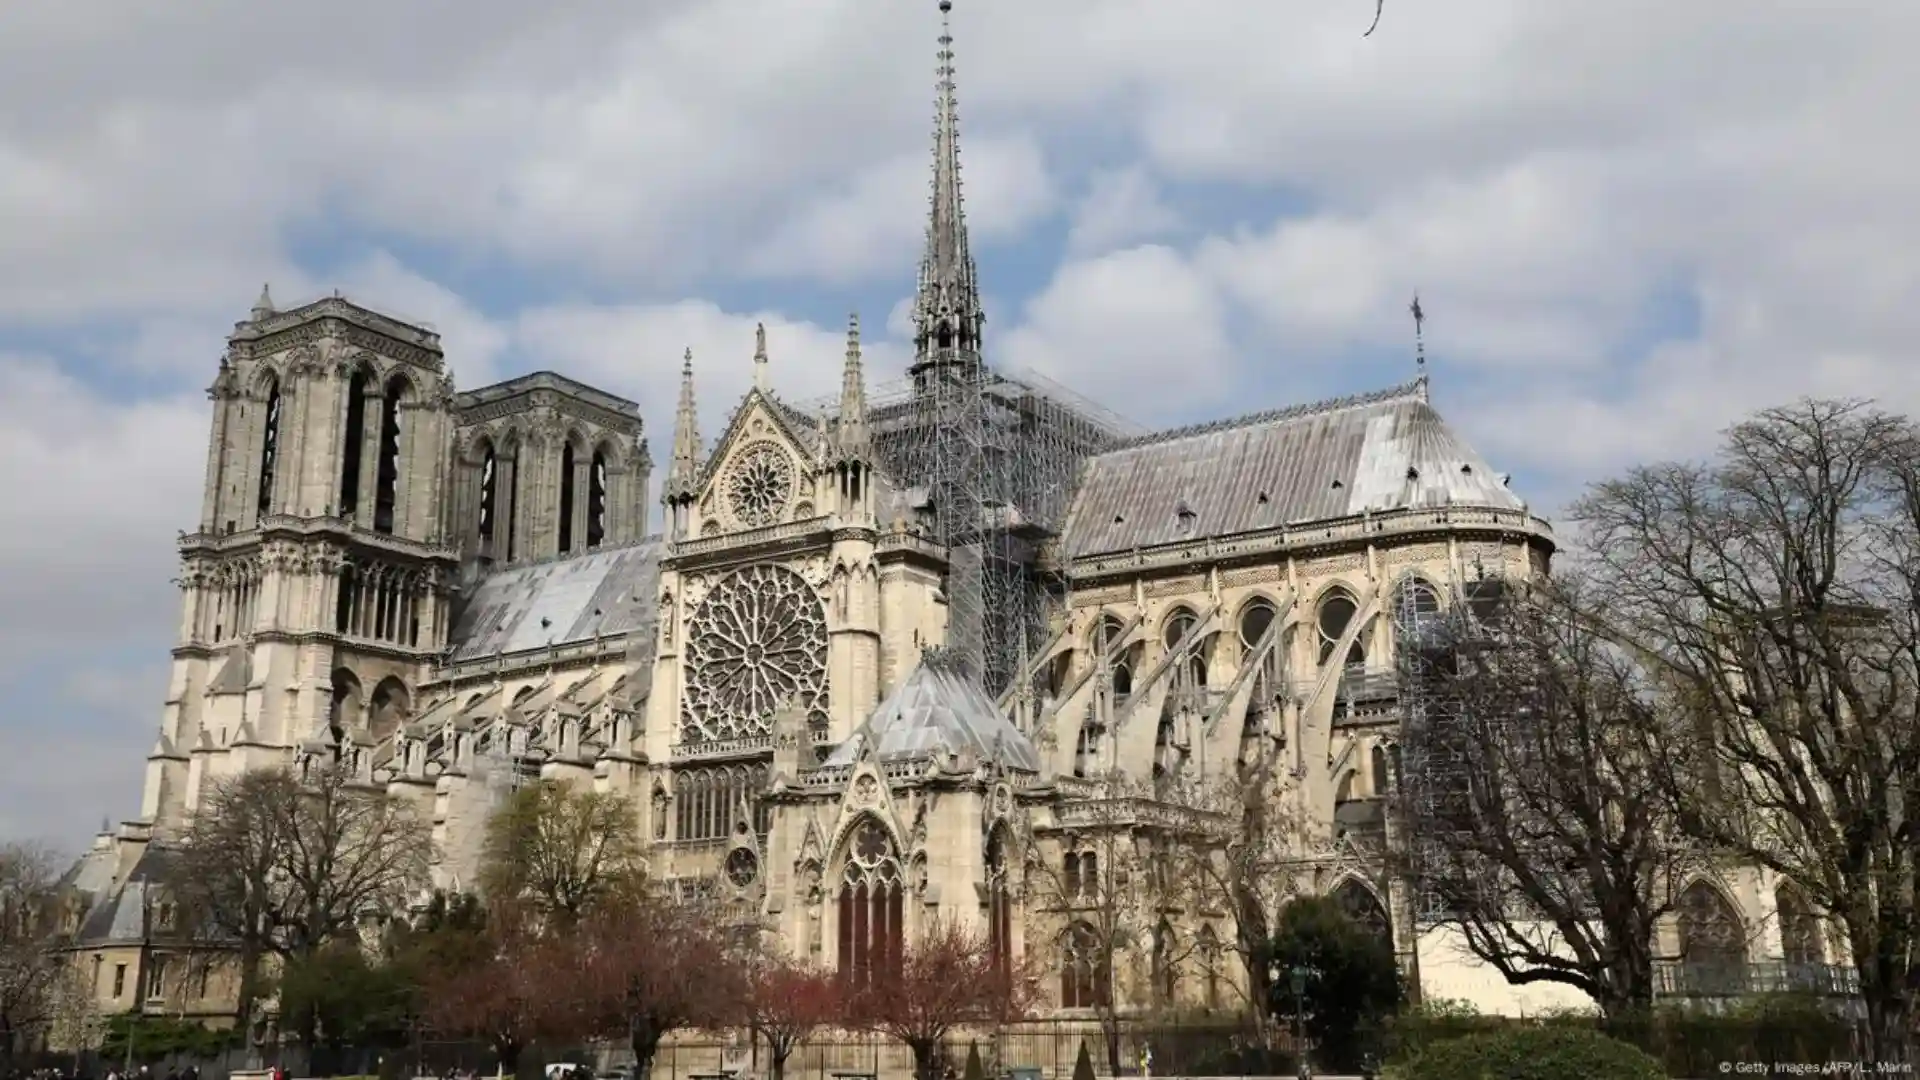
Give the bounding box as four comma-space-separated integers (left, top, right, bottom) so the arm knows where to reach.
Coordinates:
61, 0, 1840, 1037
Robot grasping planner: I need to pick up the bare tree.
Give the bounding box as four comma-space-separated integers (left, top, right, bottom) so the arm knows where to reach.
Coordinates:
478, 783, 646, 928
850, 917, 1040, 1080
172, 764, 432, 1030
566, 889, 747, 1080
735, 954, 845, 1080
1025, 770, 1217, 1074
1395, 577, 1701, 1019
1575, 399, 1920, 1062
0, 844, 64, 1071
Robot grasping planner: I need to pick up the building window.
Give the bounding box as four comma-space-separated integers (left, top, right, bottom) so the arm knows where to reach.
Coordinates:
146, 955, 169, 1000
1198, 925, 1222, 1011
1317, 590, 1366, 668
1151, 919, 1176, 1006
986, 829, 1013, 979
589, 448, 609, 549
1064, 851, 1098, 902
1061, 921, 1110, 1009
837, 818, 904, 987
112, 964, 126, 999
559, 440, 578, 554
256, 375, 281, 518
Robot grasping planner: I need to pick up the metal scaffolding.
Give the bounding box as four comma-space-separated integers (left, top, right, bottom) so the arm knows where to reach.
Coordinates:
1394, 570, 1518, 921
852, 362, 1135, 698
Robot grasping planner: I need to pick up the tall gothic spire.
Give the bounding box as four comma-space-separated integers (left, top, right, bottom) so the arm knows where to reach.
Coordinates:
909, 0, 985, 378
664, 348, 703, 501
837, 313, 869, 458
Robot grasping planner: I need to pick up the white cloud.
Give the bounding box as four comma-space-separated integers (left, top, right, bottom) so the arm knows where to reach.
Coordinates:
1000, 245, 1232, 417
751, 134, 1058, 283
1065, 167, 1181, 257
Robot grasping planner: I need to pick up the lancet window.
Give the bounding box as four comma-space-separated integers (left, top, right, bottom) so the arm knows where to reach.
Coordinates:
333, 560, 425, 646
559, 440, 578, 555
256, 374, 281, 519
837, 818, 904, 986
1678, 882, 1748, 996
588, 447, 609, 549
985, 828, 1013, 978
672, 761, 772, 843
1317, 590, 1366, 668
339, 370, 370, 519
198, 562, 261, 643
1060, 921, 1110, 1009
476, 441, 499, 552
1163, 606, 1208, 689
373, 374, 407, 534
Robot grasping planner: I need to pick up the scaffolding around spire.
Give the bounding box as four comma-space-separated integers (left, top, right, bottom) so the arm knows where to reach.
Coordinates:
910, 0, 984, 381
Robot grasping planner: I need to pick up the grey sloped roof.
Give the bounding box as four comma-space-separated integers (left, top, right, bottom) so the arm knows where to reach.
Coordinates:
823, 654, 1041, 772
1058, 379, 1524, 560
447, 538, 661, 662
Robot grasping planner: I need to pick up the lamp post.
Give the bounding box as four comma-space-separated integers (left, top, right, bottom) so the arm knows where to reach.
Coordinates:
1290, 965, 1311, 1080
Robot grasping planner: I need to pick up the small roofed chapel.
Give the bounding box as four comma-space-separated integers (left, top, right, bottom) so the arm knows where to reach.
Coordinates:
58, 0, 1813, 1038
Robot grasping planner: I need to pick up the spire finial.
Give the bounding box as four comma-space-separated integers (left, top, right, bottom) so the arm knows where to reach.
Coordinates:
1410, 292, 1426, 369
1410, 293, 1431, 401
752, 322, 769, 391
910, 0, 984, 378
251, 283, 276, 321
837, 312, 871, 460
665, 348, 704, 505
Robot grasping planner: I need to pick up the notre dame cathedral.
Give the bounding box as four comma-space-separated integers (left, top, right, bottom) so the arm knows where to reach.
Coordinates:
71, 0, 1820, 1037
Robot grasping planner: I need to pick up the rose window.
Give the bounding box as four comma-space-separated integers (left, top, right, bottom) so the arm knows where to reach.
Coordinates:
681, 563, 828, 742
726, 443, 796, 528
725, 847, 760, 889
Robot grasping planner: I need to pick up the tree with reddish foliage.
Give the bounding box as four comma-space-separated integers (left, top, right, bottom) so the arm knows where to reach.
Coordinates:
418, 919, 575, 1077
565, 893, 750, 1080
849, 918, 1041, 1080
739, 957, 846, 1080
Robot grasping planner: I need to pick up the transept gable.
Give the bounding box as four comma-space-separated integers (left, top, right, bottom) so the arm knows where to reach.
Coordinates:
827, 764, 907, 870
693, 389, 821, 532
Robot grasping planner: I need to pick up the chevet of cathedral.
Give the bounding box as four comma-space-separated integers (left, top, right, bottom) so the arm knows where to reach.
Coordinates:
62, 0, 1567, 1027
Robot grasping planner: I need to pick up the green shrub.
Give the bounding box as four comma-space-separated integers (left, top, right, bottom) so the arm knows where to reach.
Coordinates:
1388, 1026, 1667, 1080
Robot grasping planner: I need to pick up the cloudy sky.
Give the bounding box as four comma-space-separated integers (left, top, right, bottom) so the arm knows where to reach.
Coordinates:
2, 0, 1914, 847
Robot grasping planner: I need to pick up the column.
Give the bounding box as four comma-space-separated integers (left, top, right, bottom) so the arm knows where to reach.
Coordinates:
357, 388, 384, 524
572, 453, 591, 552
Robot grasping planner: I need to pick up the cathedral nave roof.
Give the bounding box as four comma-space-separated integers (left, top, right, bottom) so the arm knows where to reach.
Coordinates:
1058, 378, 1526, 560
445, 537, 661, 663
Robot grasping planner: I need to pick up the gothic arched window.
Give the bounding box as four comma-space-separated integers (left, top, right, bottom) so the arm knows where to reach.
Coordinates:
338, 369, 371, 519
374, 374, 408, 534
1332, 879, 1393, 949
1061, 921, 1110, 1009
558, 439, 578, 555
837, 818, 904, 986
1777, 884, 1822, 971
588, 446, 610, 549
985, 827, 1013, 979
1317, 590, 1366, 668
1095, 615, 1132, 697
1163, 606, 1208, 688
1238, 598, 1276, 651
1198, 925, 1222, 1011
1678, 882, 1747, 996
256, 374, 281, 519
476, 440, 499, 553
1151, 919, 1177, 1006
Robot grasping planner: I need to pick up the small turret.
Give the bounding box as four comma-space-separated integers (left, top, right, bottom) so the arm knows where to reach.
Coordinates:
250, 283, 276, 323
663, 349, 703, 539
836, 313, 870, 460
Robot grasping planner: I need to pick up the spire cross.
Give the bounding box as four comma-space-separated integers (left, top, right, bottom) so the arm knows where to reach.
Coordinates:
1410, 293, 1427, 370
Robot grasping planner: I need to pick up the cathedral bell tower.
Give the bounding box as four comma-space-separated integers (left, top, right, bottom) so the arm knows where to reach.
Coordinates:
142, 288, 461, 830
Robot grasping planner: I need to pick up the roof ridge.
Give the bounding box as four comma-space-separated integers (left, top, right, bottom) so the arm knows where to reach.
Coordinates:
1111, 377, 1428, 452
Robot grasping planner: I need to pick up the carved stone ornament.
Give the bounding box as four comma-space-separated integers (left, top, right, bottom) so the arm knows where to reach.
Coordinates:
725, 441, 797, 528
680, 563, 829, 742
993, 783, 1013, 818
851, 773, 880, 807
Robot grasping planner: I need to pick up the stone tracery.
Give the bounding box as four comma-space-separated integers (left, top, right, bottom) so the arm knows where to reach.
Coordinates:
681, 563, 829, 742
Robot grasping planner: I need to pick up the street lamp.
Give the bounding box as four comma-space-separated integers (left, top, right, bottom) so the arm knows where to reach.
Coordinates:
1290, 965, 1311, 1080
